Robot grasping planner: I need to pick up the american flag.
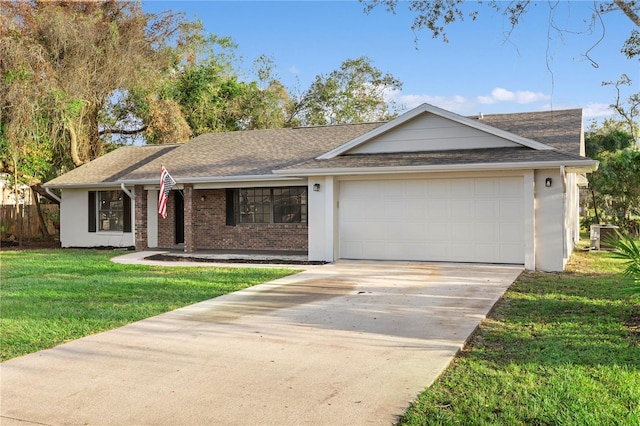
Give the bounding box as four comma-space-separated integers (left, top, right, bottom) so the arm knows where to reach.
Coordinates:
158, 165, 176, 219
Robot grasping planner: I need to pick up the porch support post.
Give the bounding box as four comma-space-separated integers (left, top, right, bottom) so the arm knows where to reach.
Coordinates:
183, 184, 196, 253
134, 185, 147, 251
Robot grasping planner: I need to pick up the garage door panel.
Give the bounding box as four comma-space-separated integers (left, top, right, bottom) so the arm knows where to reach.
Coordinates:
475, 200, 499, 218
380, 181, 406, 197
405, 180, 427, 197
500, 244, 524, 263
476, 178, 499, 196
339, 177, 524, 264
476, 222, 499, 241
500, 177, 523, 195
476, 242, 502, 262
427, 180, 451, 197
451, 179, 475, 196
451, 222, 474, 241
500, 199, 522, 218
451, 199, 474, 218
499, 222, 523, 242
450, 243, 475, 261
427, 201, 451, 219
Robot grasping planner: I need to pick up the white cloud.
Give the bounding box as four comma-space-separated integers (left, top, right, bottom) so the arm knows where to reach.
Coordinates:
288, 65, 300, 75
390, 92, 469, 113
582, 103, 615, 119
477, 88, 550, 105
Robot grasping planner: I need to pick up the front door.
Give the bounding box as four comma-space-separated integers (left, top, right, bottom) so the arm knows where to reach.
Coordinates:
174, 192, 184, 244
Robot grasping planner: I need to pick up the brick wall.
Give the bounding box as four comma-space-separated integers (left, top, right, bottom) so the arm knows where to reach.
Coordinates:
156, 188, 308, 251
157, 192, 176, 248
134, 186, 147, 250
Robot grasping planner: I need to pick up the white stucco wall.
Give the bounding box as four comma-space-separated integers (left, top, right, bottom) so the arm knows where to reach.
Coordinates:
534, 169, 565, 271
60, 188, 135, 248
308, 177, 338, 262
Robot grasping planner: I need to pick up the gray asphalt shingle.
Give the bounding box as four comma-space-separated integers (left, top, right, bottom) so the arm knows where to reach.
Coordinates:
44, 107, 588, 186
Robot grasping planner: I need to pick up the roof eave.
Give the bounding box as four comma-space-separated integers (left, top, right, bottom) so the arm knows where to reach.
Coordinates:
45, 174, 304, 189
274, 159, 599, 177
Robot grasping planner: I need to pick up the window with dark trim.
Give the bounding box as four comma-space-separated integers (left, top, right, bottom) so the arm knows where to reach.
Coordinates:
230, 187, 307, 224
88, 190, 131, 233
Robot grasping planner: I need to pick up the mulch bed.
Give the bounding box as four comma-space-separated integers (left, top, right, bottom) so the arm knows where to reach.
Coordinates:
0, 240, 61, 251
146, 253, 327, 266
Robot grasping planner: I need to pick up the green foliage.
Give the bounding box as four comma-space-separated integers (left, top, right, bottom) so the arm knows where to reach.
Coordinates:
623, 29, 640, 59
608, 231, 640, 284
589, 148, 640, 232
296, 56, 402, 126
584, 120, 640, 233
0, 249, 296, 361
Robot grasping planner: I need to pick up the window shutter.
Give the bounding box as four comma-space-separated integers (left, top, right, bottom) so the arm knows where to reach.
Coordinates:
123, 193, 131, 233
88, 191, 96, 232
225, 189, 236, 226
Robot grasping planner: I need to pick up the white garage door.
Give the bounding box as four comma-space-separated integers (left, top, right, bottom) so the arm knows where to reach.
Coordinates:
339, 177, 524, 264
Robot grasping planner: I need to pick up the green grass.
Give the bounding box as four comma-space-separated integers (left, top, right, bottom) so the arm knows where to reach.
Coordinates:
0, 249, 297, 361
398, 248, 640, 425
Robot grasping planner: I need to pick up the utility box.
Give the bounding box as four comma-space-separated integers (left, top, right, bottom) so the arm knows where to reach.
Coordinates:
590, 224, 619, 250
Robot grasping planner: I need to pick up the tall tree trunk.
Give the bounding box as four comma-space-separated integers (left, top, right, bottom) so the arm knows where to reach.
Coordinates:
12, 165, 22, 247
67, 124, 85, 167
32, 188, 50, 240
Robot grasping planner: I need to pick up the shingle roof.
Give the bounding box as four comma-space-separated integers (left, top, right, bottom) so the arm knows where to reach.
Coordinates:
119, 122, 384, 181
472, 109, 583, 155
44, 106, 589, 187
45, 145, 179, 186
277, 147, 590, 173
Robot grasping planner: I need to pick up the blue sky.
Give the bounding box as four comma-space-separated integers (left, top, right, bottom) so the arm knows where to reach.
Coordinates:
142, 1, 639, 125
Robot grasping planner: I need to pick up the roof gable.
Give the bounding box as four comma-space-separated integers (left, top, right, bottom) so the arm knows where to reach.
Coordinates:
318, 103, 554, 159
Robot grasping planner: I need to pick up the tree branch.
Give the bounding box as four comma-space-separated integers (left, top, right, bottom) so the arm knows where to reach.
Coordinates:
614, 0, 640, 28
98, 126, 148, 136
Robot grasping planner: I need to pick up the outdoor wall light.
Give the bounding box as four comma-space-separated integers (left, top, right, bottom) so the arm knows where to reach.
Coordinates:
313, 183, 321, 192
200, 195, 206, 201
545, 177, 552, 187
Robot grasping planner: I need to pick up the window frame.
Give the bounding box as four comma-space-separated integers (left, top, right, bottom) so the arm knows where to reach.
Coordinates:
88, 190, 131, 233
232, 186, 307, 225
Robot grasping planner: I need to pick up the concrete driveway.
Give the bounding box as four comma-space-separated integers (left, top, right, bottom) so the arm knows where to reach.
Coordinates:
1, 260, 522, 426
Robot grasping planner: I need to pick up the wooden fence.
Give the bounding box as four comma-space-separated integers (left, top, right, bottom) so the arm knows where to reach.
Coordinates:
0, 204, 60, 241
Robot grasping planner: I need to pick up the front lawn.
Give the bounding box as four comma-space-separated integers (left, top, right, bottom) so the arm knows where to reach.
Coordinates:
399, 248, 640, 425
0, 249, 296, 361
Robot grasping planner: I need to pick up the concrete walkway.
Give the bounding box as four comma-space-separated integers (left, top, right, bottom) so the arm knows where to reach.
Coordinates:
0, 257, 522, 426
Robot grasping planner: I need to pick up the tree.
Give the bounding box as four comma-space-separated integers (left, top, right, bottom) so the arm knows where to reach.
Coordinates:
361, 1, 640, 60
603, 74, 640, 141
585, 120, 639, 232
294, 56, 403, 126
0, 1, 197, 176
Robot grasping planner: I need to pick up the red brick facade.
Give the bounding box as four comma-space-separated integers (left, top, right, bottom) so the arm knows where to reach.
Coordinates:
157, 191, 177, 248
142, 188, 308, 252
134, 185, 147, 250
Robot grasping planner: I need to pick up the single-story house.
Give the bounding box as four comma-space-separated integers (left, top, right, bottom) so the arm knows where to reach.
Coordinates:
44, 103, 598, 271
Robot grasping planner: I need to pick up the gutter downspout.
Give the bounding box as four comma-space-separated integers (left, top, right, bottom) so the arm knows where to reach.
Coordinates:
45, 187, 62, 203
560, 166, 568, 260
120, 183, 135, 200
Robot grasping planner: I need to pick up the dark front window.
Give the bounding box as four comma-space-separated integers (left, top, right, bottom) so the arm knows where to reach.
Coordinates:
235, 187, 307, 224
88, 190, 131, 233
98, 191, 125, 231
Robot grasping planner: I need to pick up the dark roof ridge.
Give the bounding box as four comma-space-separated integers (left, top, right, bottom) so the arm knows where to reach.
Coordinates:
469, 108, 582, 119
290, 120, 387, 130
